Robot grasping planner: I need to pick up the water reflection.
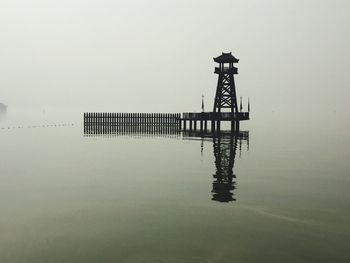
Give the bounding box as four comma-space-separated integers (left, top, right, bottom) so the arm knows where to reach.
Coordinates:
183, 130, 249, 202
84, 127, 249, 203
84, 125, 181, 138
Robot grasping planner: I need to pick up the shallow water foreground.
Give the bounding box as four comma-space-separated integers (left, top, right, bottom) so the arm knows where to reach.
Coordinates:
0, 114, 349, 263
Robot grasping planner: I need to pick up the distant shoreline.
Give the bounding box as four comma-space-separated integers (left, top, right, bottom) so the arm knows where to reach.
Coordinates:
0, 103, 7, 113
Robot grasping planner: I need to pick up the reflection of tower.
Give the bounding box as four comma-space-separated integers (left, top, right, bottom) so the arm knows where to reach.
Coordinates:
182, 130, 249, 203
212, 133, 237, 202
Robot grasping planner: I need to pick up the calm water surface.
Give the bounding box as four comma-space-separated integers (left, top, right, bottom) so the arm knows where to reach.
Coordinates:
0, 111, 349, 263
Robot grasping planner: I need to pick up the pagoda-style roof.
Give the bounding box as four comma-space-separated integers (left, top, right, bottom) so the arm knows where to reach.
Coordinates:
213, 52, 239, 63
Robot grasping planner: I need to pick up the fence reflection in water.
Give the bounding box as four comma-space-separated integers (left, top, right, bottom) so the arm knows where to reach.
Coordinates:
83, 119, 249, 203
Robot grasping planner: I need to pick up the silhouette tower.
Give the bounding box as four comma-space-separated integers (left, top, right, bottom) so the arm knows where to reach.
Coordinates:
213, 52, 239, 130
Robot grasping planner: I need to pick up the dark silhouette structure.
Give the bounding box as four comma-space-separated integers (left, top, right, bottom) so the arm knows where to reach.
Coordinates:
183, 130, 249, 202
213, 52, 239, 130
84, 52, 249, 133
84, 112, 181, 135
82, 54, 250, 203
212, 133, 237, 202
182, 52, 249, 132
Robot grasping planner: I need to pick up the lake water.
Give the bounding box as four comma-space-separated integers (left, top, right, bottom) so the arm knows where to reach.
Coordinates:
0, 111, 349, 263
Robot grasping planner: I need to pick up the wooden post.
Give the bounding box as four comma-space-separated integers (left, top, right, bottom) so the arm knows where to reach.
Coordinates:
103, 113, 108, 134
100, 113, 103, 134
91, 113, 94, 134
97, 113, 100, 134
116, 113, 119, 133
108, 113, 110, 134
95, 112, 100, 134
120, 113, 123, 133
92, 112, 97, 134
236, 121, 240, 132
103, 113, 106, 134
84, 113, 86, 134
112, 113, 115, 133
146, 113, 149, 133
140, 113, 144, 132
96, 113, 99, 134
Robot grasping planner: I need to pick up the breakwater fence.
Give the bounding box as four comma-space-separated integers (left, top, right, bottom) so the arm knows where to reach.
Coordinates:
84, 112, 181, 135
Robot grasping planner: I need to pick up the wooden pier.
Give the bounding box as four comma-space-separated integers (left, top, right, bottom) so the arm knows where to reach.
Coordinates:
83, 52, 250, 134
83, 111, 249, 135
181, 111, 249, 131
84, 112, 181, 135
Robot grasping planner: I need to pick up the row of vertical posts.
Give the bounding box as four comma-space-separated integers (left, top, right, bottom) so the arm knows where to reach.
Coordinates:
182, 119, 240, 132
84, 113, 181, 135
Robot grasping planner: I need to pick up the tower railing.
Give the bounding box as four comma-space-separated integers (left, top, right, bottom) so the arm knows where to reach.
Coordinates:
214, 67, 238, 74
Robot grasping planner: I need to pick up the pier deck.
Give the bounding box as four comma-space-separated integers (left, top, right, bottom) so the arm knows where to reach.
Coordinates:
181, 111, 249, 131
182, 112, 249, 121
83, 111, 249, 135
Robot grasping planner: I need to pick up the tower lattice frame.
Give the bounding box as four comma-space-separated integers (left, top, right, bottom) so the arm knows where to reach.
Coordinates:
213, 52, 239, 118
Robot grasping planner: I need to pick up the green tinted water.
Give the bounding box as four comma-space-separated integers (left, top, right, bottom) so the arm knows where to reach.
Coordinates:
0, 113, 349, 263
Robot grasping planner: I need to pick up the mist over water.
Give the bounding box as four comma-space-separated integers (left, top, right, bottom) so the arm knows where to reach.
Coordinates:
1, 109, 350, 262
1, 0, 350, 262
1, 0, 350, 121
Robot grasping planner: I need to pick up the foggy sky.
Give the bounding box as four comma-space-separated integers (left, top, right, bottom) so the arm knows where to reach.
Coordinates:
1, 0, 349, 123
